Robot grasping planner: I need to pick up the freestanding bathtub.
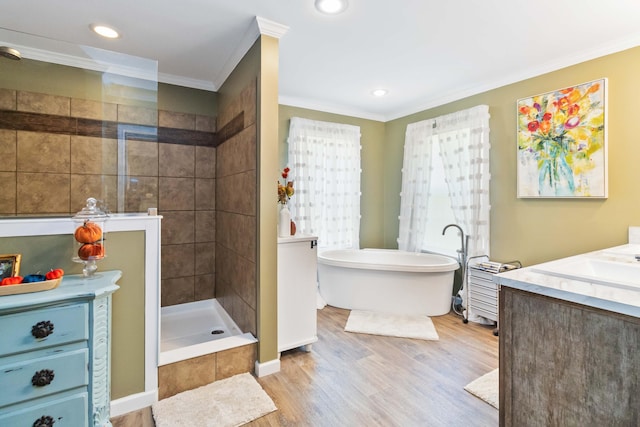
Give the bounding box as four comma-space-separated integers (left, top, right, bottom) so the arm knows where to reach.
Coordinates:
317, 249, 459, 316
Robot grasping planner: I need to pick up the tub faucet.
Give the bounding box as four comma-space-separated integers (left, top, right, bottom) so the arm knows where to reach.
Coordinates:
442, 224, 468, 267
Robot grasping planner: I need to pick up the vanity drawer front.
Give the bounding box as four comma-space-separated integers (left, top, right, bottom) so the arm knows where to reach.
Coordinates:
0, 304, 88, 357
0, 392, 87, 427
0, 348, 88, 408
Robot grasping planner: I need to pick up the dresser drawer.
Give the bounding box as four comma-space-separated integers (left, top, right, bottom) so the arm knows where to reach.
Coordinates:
469, 289, 497, 305
0, 392, 87, 427
0, 348, 88, 408
0, 304, 88, 357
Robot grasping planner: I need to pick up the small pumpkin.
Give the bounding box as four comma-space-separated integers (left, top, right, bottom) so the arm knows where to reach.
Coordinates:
78, 243, 105, 260
74, 221, 103, 244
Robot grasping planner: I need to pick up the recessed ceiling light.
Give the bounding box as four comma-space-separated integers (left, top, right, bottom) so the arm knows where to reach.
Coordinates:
90, 24, 120, 39
315, 0, 349, 14
372, 89, 388, 97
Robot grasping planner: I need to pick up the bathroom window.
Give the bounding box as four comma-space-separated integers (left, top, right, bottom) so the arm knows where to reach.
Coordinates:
287, 117, 362, 251
398, 105, 491, 258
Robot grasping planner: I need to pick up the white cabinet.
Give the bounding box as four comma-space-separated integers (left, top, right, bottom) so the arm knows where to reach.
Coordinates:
277, 235, 318, 353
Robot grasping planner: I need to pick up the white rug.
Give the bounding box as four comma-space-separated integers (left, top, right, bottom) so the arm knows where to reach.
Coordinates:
464, 368, 499, 409
152, 373, 277, 427
344, 310, 439, 341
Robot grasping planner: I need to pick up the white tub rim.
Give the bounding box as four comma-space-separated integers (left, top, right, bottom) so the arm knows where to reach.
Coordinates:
318, 248, 459, 273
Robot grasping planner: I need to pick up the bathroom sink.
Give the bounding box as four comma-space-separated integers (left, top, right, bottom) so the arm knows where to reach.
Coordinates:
601, 244, 640, 257
532, 257, 640, 291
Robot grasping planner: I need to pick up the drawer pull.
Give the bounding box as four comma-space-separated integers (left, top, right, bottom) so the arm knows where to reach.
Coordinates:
33, 415, 55, 427
31, 369, 55, 387
31, 320, 55, 339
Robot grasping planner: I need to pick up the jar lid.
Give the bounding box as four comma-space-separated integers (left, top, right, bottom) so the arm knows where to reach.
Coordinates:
73, 197, 109, 220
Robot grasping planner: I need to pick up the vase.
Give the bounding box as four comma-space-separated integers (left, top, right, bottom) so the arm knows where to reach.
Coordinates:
279, 204, 291, 237
538, 139, 575, 196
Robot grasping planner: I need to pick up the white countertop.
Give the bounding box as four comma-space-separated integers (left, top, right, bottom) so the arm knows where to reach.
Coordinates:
494, 228, 640, 318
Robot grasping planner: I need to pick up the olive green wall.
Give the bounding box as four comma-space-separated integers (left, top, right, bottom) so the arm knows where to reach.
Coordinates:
384, 46, 640, 266
278, 47, 640, 267
0, 231, 145, 399
278, 105, 386, 249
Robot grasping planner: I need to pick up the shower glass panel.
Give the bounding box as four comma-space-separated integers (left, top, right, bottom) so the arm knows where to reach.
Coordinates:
0, 26, 158, 217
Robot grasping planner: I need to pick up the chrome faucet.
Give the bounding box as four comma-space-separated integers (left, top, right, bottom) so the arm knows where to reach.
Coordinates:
442, 223, 466, 260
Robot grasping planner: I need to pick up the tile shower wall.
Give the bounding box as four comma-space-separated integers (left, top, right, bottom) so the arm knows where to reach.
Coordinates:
0, 88, 217, 307
215, 82, 258, 336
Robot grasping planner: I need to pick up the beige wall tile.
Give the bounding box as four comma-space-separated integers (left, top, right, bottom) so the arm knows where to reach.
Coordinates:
215, 344, 256, 380
161, 210, 195, 245
71, 136, 118, 175
124, 176, 158, 212
159, 143, 194, 177
71, 98, 117, 121
158, 354, 216, 399
17, 131, 70, 173
216, 171, 254, 215
162, 243, 195, 279
125, 140, 158, 176
240, 82, 257, 128
117, 105, 157, 126
0, 130, 17, 172
70, 174, 118, 213
195, 178, 215, 211
216, 125, 256, 178
17, 172, 70, 214
194, 242, 215, 275
0, 89, 16, 110
159, 177, 194, 211
161, 276, 195, 307
195, 210, 215, 243
235, 258, 257, 310
194, 273, 215, 300
195, 115, 216, 132
18, 91, 70, 116
0, 172, 16, 214
159, 110, 195, 130
233, 295, 257, 336
195, 146, 216, 179
217, 211, 256, 263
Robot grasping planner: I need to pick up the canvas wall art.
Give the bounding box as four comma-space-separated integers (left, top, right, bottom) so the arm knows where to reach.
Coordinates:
516, 78, 607, 198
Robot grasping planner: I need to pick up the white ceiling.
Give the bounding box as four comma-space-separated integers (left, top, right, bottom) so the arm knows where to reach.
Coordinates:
2, 0, 640, 121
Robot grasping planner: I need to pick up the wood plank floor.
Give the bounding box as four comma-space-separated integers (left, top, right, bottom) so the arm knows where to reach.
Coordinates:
248, 306, 499, 427
112, 306, 499, 427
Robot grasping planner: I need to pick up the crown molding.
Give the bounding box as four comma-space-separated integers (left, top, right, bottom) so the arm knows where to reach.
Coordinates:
211, 16, 289, 90
256, 17, 290, 39
279, 94, 386, 122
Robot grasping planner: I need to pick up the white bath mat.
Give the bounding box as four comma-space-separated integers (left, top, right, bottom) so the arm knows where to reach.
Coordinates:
344, 310, 439, 341
152, 372, 277, 427
464, 368, 499, 409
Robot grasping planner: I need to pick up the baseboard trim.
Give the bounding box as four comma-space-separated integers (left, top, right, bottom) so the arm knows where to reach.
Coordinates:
110, 390, 158, 417
254, 358, 280, 377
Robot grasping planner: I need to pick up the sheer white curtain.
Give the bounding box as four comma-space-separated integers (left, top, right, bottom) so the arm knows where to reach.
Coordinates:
287, 117, 362, 251
398, 105, 491, 258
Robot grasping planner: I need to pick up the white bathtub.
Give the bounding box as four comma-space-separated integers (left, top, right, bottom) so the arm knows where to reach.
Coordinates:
317, 249, 459, 316
158, 299, 257, 366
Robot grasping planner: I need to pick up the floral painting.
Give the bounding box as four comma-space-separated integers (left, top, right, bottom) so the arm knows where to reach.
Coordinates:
516, 78, 607, 198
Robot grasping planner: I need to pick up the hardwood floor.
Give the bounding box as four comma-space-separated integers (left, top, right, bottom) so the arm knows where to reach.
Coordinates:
248, 306, 499, 427
112, 306, 499, 427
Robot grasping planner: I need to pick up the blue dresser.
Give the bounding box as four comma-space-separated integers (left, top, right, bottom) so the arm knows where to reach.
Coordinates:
0, 271, 120, 427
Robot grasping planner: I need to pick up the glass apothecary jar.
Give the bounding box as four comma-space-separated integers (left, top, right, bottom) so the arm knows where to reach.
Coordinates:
72, 197, 108, 277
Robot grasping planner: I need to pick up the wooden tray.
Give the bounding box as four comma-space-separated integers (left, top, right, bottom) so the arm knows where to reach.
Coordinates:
0, 277, 62, 297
